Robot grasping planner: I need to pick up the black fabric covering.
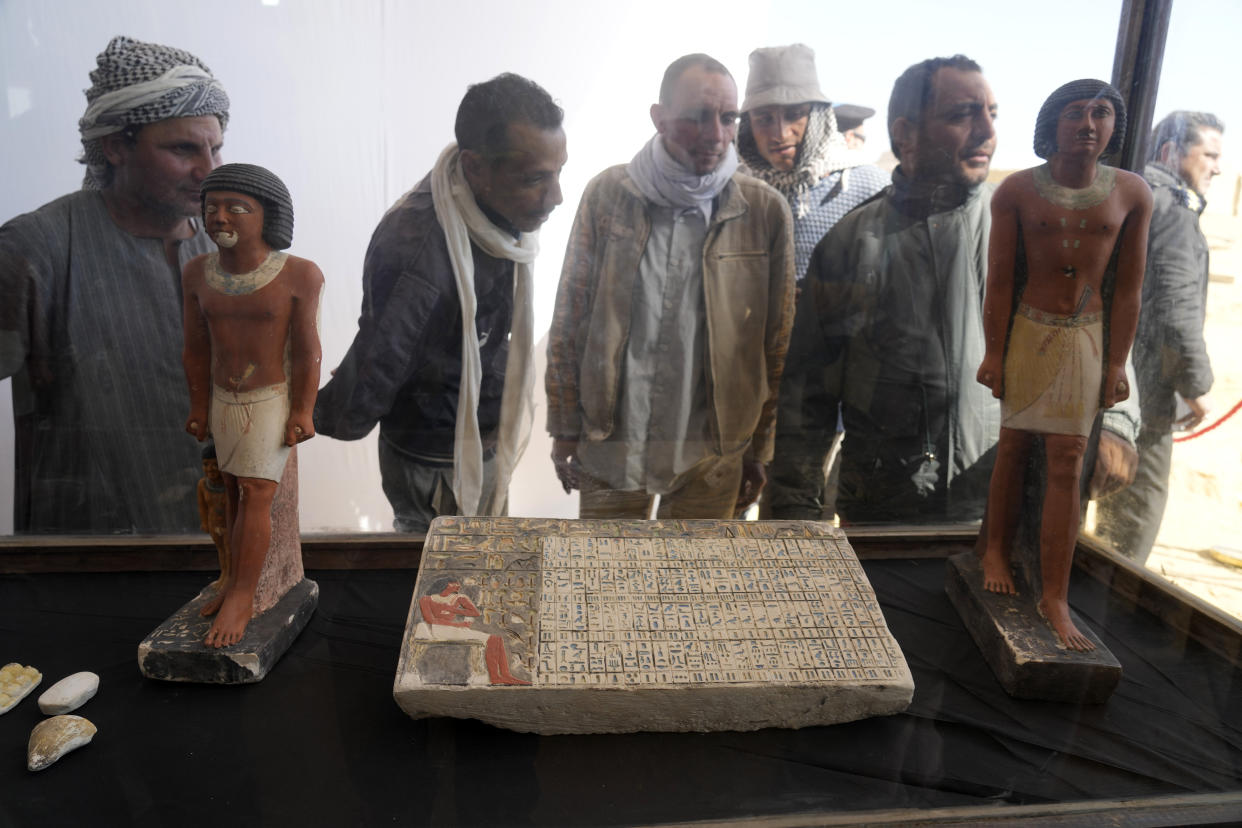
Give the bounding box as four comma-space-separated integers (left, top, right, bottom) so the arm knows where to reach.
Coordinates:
2, 560, 1240, 826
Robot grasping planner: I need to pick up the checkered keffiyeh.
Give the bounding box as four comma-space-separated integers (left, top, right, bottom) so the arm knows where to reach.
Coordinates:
79, 36, 230, 188
738, 104, 850, 217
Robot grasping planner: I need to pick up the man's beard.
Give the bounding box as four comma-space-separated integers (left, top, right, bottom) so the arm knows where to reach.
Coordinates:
213, 231, 238, 248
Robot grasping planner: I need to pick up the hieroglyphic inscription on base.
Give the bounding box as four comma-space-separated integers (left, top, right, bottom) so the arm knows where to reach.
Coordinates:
536, 535, 903, 687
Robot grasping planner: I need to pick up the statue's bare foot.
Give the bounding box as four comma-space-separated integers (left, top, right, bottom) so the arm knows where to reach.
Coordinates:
492, 675, 531, 686
203, 590, 254, 648
1037, 598, 1095, 651
981, 550, 1017, 595
199, 581, 229, 617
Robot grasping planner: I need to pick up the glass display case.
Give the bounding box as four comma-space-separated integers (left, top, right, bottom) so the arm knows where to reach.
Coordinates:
2, 0, 1240, 823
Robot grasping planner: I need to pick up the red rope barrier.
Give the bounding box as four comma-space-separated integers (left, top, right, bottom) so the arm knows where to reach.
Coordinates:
1173, 398, 1242, 443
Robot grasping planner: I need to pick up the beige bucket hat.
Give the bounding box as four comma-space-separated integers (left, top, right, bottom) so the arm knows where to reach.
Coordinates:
741, 43, 830, 113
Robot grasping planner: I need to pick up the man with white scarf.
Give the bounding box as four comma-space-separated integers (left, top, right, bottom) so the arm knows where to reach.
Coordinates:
546, 54, 795, 520
0, 36, 229, 533
315, 74, 566, 534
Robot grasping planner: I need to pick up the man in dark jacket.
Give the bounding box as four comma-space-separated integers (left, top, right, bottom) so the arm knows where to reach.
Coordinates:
315, 74, 566, 533
1094, 111, 1224, 563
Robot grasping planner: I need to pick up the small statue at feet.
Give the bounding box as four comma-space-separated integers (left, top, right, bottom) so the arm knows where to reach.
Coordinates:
976, 80, 1152, 650
182, 164, 324, 649
197, 443, 230, 589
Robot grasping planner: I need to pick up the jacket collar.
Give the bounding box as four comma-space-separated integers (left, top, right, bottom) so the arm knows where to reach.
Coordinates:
1145, 162, 1207, 214
888, 164, 983, 217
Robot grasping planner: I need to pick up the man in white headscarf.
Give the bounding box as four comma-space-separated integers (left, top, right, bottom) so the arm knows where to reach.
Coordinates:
0, 36, 229, 533
546, 54, 795, 519
315, 74, 566, 534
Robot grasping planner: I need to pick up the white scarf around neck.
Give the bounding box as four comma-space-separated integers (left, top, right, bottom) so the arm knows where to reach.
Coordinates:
430, 143, 538, 516
627, 135, 738, 221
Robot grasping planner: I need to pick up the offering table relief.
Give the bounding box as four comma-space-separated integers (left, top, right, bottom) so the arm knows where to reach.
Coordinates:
394, 517, 913, 734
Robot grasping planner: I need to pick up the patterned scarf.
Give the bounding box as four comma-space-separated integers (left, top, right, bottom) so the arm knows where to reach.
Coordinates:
79, 36, 230, 189
627, 135, 738, 222
738, 104, 850, 217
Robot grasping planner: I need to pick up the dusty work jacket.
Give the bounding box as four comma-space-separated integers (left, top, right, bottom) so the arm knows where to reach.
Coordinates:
545, 165, 795, 465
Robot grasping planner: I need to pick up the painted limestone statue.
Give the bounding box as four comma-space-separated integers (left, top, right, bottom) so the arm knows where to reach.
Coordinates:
182, 164, 324, 649
975, 80, 1152, 650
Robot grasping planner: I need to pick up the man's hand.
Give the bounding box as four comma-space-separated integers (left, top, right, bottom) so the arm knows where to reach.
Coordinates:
185, 411, 209, 441
736, 460, 768, 512
1175, 394, 1212, 431
1089, 430, 1138, 499
285, 413, 315, 446
551, 438, 581, 493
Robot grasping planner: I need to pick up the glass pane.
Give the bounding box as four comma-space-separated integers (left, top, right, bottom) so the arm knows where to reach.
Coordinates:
1083, 0, 1242, 622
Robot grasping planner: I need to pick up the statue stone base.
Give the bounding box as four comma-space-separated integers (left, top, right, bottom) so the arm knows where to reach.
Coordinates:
138, 578, 317, 684
945, 551, 1120, 703
394, 517, 914, 734
137, 450, 314, 684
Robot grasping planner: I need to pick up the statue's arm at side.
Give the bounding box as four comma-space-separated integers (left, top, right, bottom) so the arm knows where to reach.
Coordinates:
766, 239, 849, 520
181, 257, 212, 441
977, 179, 1020, 398
1093, 354, 1141, 497
286, 259, 325, 445
1100, 353, 1140, 445
1102, 174, 1154, 407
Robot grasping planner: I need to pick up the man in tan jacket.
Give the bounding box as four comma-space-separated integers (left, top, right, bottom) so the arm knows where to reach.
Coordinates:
545, 53, 795, 519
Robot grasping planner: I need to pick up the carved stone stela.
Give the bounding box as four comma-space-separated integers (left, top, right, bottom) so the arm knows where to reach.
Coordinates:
394, 518, 913, 734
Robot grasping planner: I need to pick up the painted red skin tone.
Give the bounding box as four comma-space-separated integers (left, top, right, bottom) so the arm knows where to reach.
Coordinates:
976, 96, 1153, 651
419, 582, 530, 685
182, 190, 323, 649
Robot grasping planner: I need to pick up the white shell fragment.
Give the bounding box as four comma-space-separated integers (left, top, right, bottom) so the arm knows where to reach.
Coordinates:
0, 663, 42, 714
27, 715, 97, 771
38, 672, 100, 715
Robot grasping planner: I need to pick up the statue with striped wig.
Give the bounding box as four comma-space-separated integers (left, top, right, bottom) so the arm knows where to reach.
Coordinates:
181, 163, 324, 649
975, 80, 1152, 651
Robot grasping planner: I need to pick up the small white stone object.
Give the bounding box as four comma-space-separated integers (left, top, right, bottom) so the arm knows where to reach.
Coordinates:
27, 714, 97, 771
0, 663, 42, 714
38, 672, 100, 715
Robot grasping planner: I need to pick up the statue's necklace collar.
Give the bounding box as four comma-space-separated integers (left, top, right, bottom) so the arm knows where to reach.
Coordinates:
1033, 162, 1116, 211
206, 250, 288, 295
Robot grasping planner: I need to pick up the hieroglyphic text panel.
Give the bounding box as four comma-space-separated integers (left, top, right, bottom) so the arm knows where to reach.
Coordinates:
533, 534, 904, 687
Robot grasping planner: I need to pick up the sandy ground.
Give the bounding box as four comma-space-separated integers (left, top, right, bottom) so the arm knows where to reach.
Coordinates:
1085, 175, 1242, 621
